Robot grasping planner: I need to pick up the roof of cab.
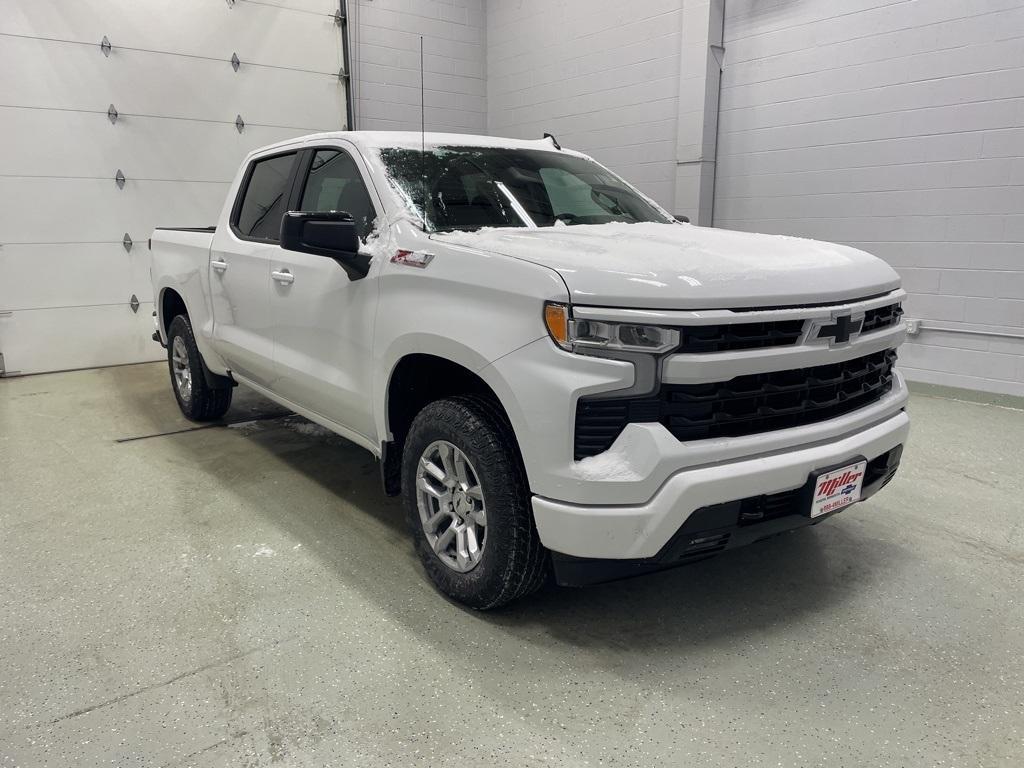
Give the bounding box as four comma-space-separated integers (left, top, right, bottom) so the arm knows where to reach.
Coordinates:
248, 130, 586, 158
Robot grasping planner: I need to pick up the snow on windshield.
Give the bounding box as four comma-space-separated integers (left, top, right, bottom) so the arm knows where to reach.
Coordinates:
374, 146, 674, 233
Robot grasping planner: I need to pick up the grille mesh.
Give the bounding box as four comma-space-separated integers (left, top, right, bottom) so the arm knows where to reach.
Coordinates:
678, 319, 804, 353
861, 303, 903, 334
575, 350, 897, 459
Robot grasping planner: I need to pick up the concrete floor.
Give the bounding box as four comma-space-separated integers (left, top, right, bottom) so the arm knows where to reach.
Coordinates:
1, 363, 1022, 767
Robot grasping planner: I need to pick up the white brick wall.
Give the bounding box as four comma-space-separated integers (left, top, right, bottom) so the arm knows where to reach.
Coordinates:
486, 0, 683, 207
714, 0, 1024, 397
351, 0, 486, 133
348, 0, 1024, 397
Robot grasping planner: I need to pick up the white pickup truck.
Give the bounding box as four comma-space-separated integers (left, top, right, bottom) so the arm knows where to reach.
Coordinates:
151, 131, 909, 608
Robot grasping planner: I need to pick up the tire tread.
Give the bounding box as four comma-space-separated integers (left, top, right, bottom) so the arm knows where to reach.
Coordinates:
402, 395, 548, 609
167, 315, 232, 422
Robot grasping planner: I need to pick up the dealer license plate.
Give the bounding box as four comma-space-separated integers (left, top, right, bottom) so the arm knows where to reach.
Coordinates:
810, 460, 867, 518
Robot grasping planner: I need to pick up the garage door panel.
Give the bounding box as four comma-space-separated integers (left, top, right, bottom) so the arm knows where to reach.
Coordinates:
0, 179, 229, 245
1, 2, 345, 376
0, 244, 139, 312
0, 108, 310, 182
2, 0, 340, 73
0, 39, 344, 129
0, 303, 161, 376
129, 248, 156, 306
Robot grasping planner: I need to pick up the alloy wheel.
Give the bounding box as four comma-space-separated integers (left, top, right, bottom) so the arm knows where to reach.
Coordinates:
415, 440, 487, 572
171, 335, 192, 403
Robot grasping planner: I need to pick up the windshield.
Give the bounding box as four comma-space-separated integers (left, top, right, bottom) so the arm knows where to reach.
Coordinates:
377, 146, 673, 231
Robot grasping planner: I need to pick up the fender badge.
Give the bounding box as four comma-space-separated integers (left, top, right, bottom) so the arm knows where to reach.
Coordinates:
391, 250, 434, 269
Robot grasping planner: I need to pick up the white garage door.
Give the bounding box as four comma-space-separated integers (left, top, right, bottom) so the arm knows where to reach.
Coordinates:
714, 0, 1024, 397
0, 0, 348, 376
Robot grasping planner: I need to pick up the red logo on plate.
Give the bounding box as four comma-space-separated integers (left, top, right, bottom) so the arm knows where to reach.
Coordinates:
817, 469, 863, 497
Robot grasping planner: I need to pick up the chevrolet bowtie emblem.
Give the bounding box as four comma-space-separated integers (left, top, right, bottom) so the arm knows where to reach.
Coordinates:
817, 314, 862, 344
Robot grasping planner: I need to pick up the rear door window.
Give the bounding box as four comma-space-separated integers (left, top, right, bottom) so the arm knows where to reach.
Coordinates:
234, 153, 297, 241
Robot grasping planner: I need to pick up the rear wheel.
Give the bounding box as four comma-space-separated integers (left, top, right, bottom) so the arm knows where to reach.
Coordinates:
401, 396, 548, 609
167, 315, 232, 421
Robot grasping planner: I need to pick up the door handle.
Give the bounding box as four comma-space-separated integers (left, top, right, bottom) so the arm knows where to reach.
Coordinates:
211, 259, 228, 272
271, 269, 294, 285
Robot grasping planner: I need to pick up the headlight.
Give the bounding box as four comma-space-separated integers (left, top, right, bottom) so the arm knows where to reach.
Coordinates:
544, 302, 679, 354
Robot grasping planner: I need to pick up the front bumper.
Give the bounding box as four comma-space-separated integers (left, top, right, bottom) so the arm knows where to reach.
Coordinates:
531, 407, 909, 562
550, 444, 903, 586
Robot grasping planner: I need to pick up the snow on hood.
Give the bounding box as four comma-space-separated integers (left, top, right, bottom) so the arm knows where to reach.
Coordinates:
433, 222, 900, 310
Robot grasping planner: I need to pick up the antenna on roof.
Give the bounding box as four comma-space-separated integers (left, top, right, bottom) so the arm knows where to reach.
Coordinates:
543, 132, 562, 150
419, 36, 428, 232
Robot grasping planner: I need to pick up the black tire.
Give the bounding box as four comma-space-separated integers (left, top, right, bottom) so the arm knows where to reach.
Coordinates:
166, 314, 232, 422
401, 395, 548, 610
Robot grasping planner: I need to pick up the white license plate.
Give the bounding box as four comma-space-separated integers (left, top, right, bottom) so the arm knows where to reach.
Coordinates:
810, 460, 867, 518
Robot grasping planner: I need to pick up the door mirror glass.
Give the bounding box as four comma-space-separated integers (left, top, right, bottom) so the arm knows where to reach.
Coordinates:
279, 211, 370, 279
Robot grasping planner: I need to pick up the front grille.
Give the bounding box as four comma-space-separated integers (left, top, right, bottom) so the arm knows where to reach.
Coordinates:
862, 303, 903, 334
678, 319, 804, 353
574, 350, 897, 458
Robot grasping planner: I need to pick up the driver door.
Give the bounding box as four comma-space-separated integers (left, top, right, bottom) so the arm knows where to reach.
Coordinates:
269, 144, 380, 441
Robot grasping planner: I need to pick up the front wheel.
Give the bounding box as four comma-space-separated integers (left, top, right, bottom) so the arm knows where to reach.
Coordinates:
401, 396, 548, 609
166, 314, 232, 422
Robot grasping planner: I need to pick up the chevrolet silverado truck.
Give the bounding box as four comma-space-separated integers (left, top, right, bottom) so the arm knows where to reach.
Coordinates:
150, 131, 909, 609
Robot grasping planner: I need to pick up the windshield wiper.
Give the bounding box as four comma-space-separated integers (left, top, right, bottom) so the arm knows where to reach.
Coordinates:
432, 224, 487, 233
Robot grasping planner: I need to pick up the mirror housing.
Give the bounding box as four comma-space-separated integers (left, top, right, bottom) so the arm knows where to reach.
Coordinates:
279, 211, 370, 280
674, 214, 690, 223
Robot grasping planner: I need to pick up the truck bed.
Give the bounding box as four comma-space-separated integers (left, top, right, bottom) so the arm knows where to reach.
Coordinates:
150, 227, 219, 349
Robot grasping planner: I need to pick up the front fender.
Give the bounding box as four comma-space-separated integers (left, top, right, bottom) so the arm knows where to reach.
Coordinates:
372, 240, 570, 445
374, 333, 533, 444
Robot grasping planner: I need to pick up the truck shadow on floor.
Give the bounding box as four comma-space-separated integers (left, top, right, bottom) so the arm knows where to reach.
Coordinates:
115, 369, 902, 658
490, 525, 894, 653
191, 403, 901, 659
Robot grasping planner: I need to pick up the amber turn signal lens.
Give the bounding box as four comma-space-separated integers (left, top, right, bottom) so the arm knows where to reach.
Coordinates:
544, 303, 570, 349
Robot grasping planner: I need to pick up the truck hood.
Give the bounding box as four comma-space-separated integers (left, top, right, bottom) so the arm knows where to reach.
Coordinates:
433, 222, 900, 309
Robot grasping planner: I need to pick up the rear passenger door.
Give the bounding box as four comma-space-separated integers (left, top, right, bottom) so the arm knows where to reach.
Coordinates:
268, 144, 381, 442
209, 151, 298, 386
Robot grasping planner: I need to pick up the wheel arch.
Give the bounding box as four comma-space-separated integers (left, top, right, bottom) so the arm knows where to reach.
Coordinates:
161, 290, 234, 392
159, 286, 189, 338
379, 351, 526, 497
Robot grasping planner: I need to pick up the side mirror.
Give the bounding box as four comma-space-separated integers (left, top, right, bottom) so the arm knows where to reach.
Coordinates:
674, 214, 690, 223
280, 211, 370, 279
